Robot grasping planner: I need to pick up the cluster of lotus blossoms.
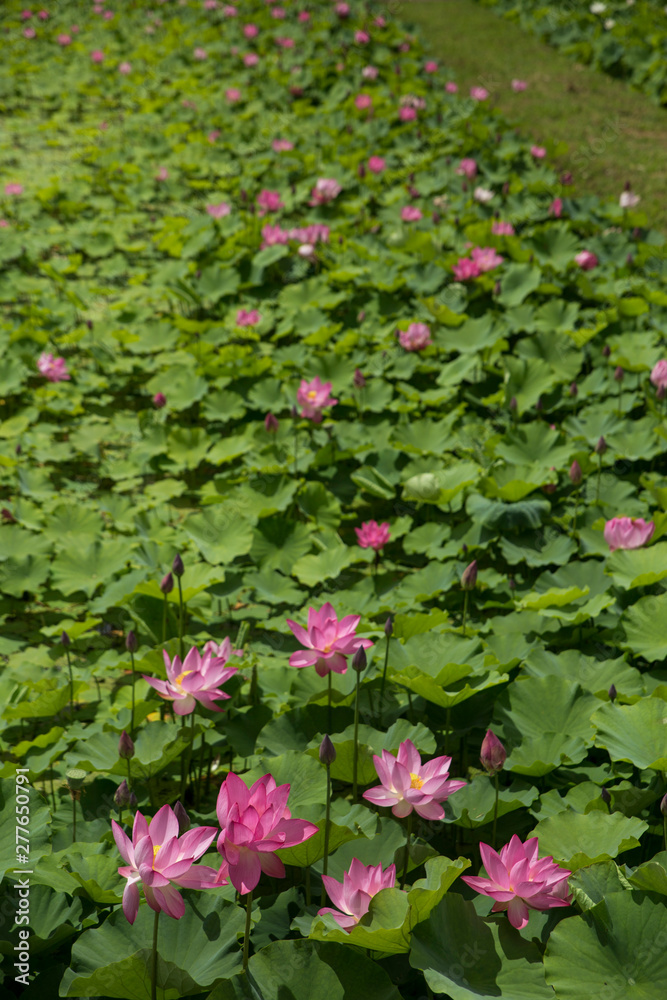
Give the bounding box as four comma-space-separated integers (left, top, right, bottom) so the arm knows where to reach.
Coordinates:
453, 246, 504, 281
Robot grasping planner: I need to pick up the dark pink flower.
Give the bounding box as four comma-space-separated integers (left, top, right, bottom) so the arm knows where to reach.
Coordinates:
225, 87, 242, 102
424, 61, 438, 73
319, 860, 397, 931
257, 189, 284, 214
236, 308, 260, 326
355, 520, 390, 551
480, 730, 506, 773
401, 206, 422, 222
90, 49, 105, 63
445, 81, 458, 93
243, 23, 258, 37
57, 33, 71, 45
399, 106, 417, 122
355, 30, 370, 44
575, 250, 598, 270
531, 145, 546, 159
457, 158, 477, 179
368, 156, 386, 174
153, 392, 167, 408
453, 257, 481, 281
363, 739, 466, 820
355, 93, 372, 110
550, 197, 563, 217
470, 86, 489, 100
286, 602, 373, 677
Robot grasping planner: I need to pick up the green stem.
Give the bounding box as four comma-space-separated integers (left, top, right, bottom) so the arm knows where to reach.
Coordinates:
152, 909, 159, 1000
571, 488, 580, 537
129, 648, 136, 738
353, 670, 361, 802
126, 757, 132, 793
596, 455, 602, 505
305, 866, 311, 906
461, 590, 469, 635
379, 631, 390, 716
181, 710, 196, 800
72, 795, 76, 845
664, 814, 666, 853
400, 812, 413, 890
327, 672, 332, 734
492, 773, 499, 851
177, 576, 184, 661
65, 647, 74, 716
407, 689, 414, 725
293, 423, 298, 476
242, 891, 253, 972
162, 591, 168, 644
321, 763, 332, 906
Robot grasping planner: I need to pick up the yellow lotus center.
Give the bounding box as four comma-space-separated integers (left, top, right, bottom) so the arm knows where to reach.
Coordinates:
409, 773, 423, 790
175, 670, 193, 687
307, 390, 317, 400
153, 844, 161, 861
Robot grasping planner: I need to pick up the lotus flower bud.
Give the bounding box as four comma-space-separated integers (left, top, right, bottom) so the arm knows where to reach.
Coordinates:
160, 571, 174, 594
535, 397, 543, 412
15, 443, 21, 456
352, 646, 367, 673
61, 631, 71, 647
569, 460, 582, 486
129, 790, 137, 808
602, 344, 611, 358
384, 616, 393, 637
353, 369, 366, 389
595, 436, 607, 455
561, 171, 573, 185
319, 734, 337, 766
569, 382, 578, 398
174, 800, 191, 834
508, 576, 516, 590
118, 730, 135, 759
601, 787, 611, 805
461, 559, 478, 590
264, 412, 279, 433
87, 320, 93, 331
614, 366, 624, 382
358, 162, 366, 178
114, 779, 131, 809
125, 630, 137, 653
172, 553, 184, 577
509, 396, 517, 412
608, 684, 617, 702
660, 793, 667, 816
480, 729, 506, 773
153, 392, 166, 408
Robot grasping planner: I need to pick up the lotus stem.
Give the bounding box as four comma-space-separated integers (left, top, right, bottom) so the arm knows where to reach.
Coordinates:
129, 647, 136, 737
492, 773, 499, 850
65, 646, 74, 716
321, 761, 332, 906
400, 811, 413, 890
151, 909, 160, 1000
352, 670, 361, 802
379, 629, 391, 713
242, 891, 253, 972
177, 575, 184, 661
461, 590, 469, 635
327, 672, 332, 733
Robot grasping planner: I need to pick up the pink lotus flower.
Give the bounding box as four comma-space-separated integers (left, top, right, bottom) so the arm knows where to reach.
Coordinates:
0, 220, 8, 228
550, 197, 563, 217
202, 638, 243, 660
142, 645, 238, 715
424, 61, 438, 73
194, 47, 208, 60
399, 322, 432, 351
461, 835, 571, 930
335, 2, 350, 15
620, 189, 640, 209
296, 376, 338, 423
153, 392, 167, 408
319, 859, 397, 931
20, 10, 32, 19
309, 178, 342, 206
243, 53, 259, 67
492, 220, 515, 235
375, 15, 386, 27
286, 602, 373, 677
37, 9, 48, 18
156, 167, 169, 181
604, 517, 655, 553
453, 257, 482, 281
261, 223, 290, 248
575, 250, 598, 271
298, 10, 310, 21
650, 360, 667, 391
236, 308, 260, 326
289, 223, 329, 244
355, 30, 370, 44
257, 189, 284, 214
4, 183, 23, 196
276, 36, 294, 48
457, 158, 477, 179
401, 206, 422, 222
399, 106, 417, 122
470, 86, 489, 100
474, 186, 494, 203
118, 61, 132, 74
531, 145, 546, 159
223, 3, 237, 14
225, 87, 242, 102
272, 138, 294, 152
480, 730, 506, 773
355, 521, 390, 551
207, 130, 221, 144
23, 27, 36, 38
204, 0, 218, 8
244, 23, 258, 37
112, 805, 220, 923
471, 246, 504, 272
445, 81, 458, 93
511, 79, 527, 92
90, 49, 105, 63
57, 34, 71, 45
206, 202, 231, 219
271, 6, 286, 17
37, 353, 70, 382
362, 65, 378, 80
368, 156, 386, 174
363, 739, 466, 820
214, 772, 318, 893
355, 93, 373, 110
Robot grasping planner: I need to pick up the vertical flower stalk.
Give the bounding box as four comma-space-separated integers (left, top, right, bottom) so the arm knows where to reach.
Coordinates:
151, 909, 160, 1000
62, 631, 74, 716
379, 616, 392, 713
242, 891, 253, 972
480, 730, 506, 850
67, 769, 86, 844
173, 554, 185, 660
352, 648, 367, 802
569, 462, 582, 536
595, 436, 607, 505
160, 571, 174, 645
119, 731, 135, 794
461, 561, 477, 634
661, 793, 667, 852
126, 630, 138, 736
319, 735, 336, 905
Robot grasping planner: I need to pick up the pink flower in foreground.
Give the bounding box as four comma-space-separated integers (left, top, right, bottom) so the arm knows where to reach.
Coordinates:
309, 178, 342, 206
445, 81, 458, 93
286, 602, 373, 677
400, 322, 432, 351
112, 806, 220, 923
363, 739, 466, 820
243, 23, 258, 37
531, 145, 546, 159
118, 61, 132, 74
401, 206, 422, 222
650, 360, 667, 391
453, 257, 482, 281
206, 202, 231, 219
457, 158, 477, 179
5, 183, 23, 196
296, 376, 338, 423
236, 308, 260, 326
471, 246, 504, 272
90, 49, 105, 63
511, 79, 527, 92
575, 250, 598, 271
461, 836, 571, 930
368, 156, 386, 174
362, 65, 378, 79
492, 220, 515, 235
470, 86, 489, 100
57, 34, 71, 45
142, 645, 238, 715
257, 189, 284, 214
37, 353, 70, 382
272, 138, 294, 152
214, 773, 318, 893
424, 60, 438, 73
355, 93, 373, 110
550, 197, 563, 218
319, 860, 397, 931
604, 517, 655, 553
356, 520, 391, 551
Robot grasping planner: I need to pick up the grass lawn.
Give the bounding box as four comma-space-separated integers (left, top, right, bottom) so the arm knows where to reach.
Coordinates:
402, 0, 667, 229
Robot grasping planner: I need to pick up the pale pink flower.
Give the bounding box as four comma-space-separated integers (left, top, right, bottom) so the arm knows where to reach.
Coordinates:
492, 221, 515, 235
257, 189, 284, 214
319, 860, 397, 931
4, 183, 23, 196
604, 517, 655, 553
37, 9, 48, 18
37, 353, 70, 382
296, 376, 338, 423
112, 806, 220, 923
511, 79, 527, 92
207, 130, 221, 143
399, 106, 417, 121
309, 178, 342, 206
271, 5, 286, 17
355, 521, 391, 551
156, 167, 169, 181
650, 360, 667, 390
575, 250, 598, 270
470, 86, 489, 100
90, 49, 105, 63
20, 10, 32, 19
118, 61, 132, 74
142, 645, 238, 715
225, 87, 242, 102
204, 0, 219, 8
374, 15, 386, 26
550, 197, 563, 217
401, 206, 422, 222
620, 189, 640, 209
355, 93, 373, 110
368, 156, 386, 174
424, 61, 438, 73
261, 223, 290, 248
457, 158, 477, 179
23, 27, 36, 38
103, 10, 114, 20
193, 47, 208, 60
531, 145, 546, 159
355, 30, 370, 43
236, 308, 260, 326
471, 246, 504, 272
244, 52, 259, 66
275, 36, 294, 48
461, 836, 571, 930
362, 65, 378, 80
202, 638, 243, 659
400, 322, 432, 351
57, 34, 71, 45
213, 773, 318, 894
223, 3, 237, 13
289, 224, 329, 244
363, 739, 466, 820
286, 601, 373, 677
453, 257, 482, 281
298, 243, 315, 258
272, 138, 294, 152
474, 187, 494, 204
243, 23, 258, 37
71, 25, 80, 33
445, 81, 458, 93
398, 41, 410, 53
335, 2, 350, 16
0, 220, 8, 228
